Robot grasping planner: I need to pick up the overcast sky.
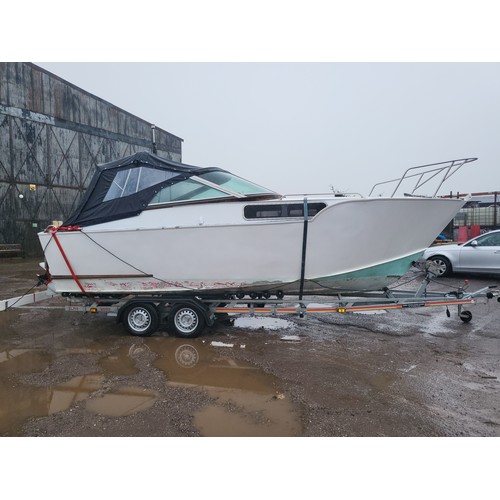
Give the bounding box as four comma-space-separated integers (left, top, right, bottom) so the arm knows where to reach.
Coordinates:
6, 1, 500, 199
35, 62, 500, 198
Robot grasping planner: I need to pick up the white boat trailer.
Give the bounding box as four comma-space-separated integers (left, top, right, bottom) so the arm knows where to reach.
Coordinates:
1, 273, 498, 338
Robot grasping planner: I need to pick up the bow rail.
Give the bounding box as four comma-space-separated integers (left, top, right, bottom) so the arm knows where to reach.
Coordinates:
368, 158, 478, 198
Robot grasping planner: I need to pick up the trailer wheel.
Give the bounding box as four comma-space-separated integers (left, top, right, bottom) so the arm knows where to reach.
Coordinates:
124, 303, 159, 337
169, 304, 206, 338
459, 310, 472, 323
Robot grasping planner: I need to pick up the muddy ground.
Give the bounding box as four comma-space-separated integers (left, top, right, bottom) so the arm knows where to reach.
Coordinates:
1, 258, 499, 437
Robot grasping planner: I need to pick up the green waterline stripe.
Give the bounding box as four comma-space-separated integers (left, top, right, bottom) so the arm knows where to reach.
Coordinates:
317, 252, 424, 281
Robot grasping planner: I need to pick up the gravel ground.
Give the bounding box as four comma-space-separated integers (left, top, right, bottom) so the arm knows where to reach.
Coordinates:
1, 258, 499, 438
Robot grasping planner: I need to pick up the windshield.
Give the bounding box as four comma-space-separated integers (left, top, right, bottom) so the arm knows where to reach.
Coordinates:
148, 178, 231, 205
148, 170, 278, 206
198, 171, 276, 196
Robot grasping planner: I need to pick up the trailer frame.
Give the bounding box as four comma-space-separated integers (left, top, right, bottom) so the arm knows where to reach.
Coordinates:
2, 272, 498, 338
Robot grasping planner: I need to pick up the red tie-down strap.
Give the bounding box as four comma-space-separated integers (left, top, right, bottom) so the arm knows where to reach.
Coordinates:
48, 226, 88, 296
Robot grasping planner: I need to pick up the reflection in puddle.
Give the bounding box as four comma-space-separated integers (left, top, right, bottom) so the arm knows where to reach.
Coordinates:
0, 338, 301, 436
49, 374, 105, 414
0, 341, 154, 435
0, 370, 158, 435
151, 341, 278, 391
175, 344, 199, 368
99, 345, 139, 376
49, 376, 157, 417
86, 387, 157, 417
0, 380, 50, 435
0, 349, 52, 374
0, 310, 19, 338
0, 349, 31, 363
194, 388, 301, 437
149, 339, 302, 437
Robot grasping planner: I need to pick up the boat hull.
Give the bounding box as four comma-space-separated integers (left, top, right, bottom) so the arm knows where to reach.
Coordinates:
38, 196, 464, 297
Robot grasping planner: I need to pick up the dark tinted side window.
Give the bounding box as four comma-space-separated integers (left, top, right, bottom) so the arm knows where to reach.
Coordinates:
244, 203, 326, 219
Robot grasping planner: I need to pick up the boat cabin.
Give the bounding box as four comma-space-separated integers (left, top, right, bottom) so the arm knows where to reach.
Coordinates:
64, 152, 278, 227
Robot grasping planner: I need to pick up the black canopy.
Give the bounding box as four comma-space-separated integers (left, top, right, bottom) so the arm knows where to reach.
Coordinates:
63, 151, 220, 227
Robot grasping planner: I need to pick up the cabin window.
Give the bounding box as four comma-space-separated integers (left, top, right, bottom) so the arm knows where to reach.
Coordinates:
104, 166, 177, 202
148, 178, 231, 205
244, 202, 326, 219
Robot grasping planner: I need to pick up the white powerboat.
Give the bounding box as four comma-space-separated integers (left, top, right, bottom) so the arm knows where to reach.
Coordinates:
38, 153, 475, 298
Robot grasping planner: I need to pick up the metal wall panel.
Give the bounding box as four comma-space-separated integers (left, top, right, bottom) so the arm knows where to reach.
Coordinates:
0, 62, 183, 256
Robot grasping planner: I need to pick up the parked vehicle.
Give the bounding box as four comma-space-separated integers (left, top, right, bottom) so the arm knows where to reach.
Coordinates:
420, 229, 500, 277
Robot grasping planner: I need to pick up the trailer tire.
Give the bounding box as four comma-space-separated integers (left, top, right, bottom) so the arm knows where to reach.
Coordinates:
123, 303, 159, 337
459, 310, 472, 323
168, 304, 206, 338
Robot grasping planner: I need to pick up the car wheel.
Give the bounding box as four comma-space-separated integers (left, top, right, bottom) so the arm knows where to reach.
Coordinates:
428, 256, 452, 277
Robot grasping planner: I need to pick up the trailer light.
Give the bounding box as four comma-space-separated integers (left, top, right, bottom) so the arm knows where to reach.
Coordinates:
90, 307, 98, 313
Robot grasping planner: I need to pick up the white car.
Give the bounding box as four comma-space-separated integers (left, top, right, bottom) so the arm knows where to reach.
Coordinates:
420, 229, 500, 277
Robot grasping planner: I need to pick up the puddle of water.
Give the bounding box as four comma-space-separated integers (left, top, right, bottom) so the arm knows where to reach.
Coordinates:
0, 349, 52, 374
148, 338, 302, 436
0, 339, 156, 434
0, 310, 22, 339
0, 373, 106, 435
0, 335, 302, 436
0, 371, 157, 435
86, 386, 157, 417
49, 374, 105, 414
194, 387, 301, 437
0, 380, 50, 435
0, 346, 53, 434
49, 376, 158, 417
150, 340, 276, 391
99, 345, 139, 376
0, 348, 30, 363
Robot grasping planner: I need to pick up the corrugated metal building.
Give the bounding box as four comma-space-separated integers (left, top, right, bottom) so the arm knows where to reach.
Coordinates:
0, 62, 183, 256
